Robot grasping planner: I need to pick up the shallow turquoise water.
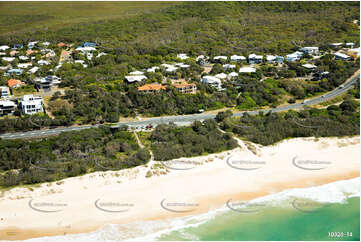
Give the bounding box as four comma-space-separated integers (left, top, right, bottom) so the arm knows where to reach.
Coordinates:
158, 197, 360, 241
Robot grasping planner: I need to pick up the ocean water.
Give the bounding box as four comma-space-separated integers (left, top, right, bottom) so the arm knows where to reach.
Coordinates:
11, 178, 360, 242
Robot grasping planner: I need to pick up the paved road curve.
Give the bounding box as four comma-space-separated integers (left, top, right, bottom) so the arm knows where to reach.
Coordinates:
1, 72, 359, 140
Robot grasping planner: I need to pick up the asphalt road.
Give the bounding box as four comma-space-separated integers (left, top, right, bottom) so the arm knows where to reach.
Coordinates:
1, 73, 359, 140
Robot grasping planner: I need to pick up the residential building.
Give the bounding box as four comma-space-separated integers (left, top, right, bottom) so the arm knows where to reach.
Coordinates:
172, 80, 197, 94
0, 45, 10, 51
83, 42, 96, 47
334, 52, 351, 60
0, 86, 10, 98
239, 66, 256, 73
286, 51, 303, 62
28, 66, 39, 74
20, 95, 44, 115
248, 54, 263, 64
147, 66, 160, 73
28, 41, 38, 49
276, 56, 285, 63
302, 64, 317, 69
300, 47, 319, 55
346, 43, 355, 48
330, 43, 343, 48
177, 53, 189, 60
223, 64, 236, 70
9, 50, 18, 56
0, 100, 16, 116
37, 60, 50, 65
266, 55, 276, 63
2, 57, 15, 62
125, 75, 147, 83
230, 55, 246, 62
8, 79, 25, 88
215, 73, 227, 80
18, 63, 32, 69
13, 44, 23, 50
26, 49, 38, 56
227, 72, 239, 80
201, 76, 222, 90
19, 55, 29, 61
130, 71, 144, 75
7, 69, 23, 75
34, 76, 61, 90
137, 83, 166, 93
57, 42, 66, 48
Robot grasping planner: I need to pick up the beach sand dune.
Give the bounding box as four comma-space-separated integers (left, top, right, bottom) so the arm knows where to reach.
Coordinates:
0, 136, 359, 240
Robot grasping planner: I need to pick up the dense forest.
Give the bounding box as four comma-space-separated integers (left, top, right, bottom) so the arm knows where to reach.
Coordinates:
0, 2, 359, 55
0, 126, 150, 187
150, 119, 238, 160
218, 100, 360, 145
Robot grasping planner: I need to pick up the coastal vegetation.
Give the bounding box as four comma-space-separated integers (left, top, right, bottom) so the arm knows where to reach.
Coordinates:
218, 100, 360, 145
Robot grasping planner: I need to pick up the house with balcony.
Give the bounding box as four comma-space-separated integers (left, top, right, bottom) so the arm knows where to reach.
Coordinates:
171, 80, 197, 94
20, 95, 44, 115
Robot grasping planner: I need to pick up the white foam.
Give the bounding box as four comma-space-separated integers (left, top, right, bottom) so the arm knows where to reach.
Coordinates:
7, 178, 360, 242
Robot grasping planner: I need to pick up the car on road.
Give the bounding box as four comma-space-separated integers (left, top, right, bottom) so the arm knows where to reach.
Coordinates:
321, 95, 325, 98
339, 85, 345, 89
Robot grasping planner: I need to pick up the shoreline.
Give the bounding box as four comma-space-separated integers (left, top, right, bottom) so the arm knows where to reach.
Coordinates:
0, 136, 359, 241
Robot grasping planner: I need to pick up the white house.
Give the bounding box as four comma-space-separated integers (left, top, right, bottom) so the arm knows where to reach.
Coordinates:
37, 60, 50, 65
28, 66, 39, 74
2, 57, 15, 62
125, 75, 147, 83
177, 53, 189, 60
147, 66, 160, 73
20, 95, 44, 115
42, 42, 50, 46
19, 56, 29, 61
201, 76, 222, 89
96, 52, 107, 58
230, 55, 246, 62
0, 86, 10, 98
302, 64, 317, 69
227, 72, 239, 80
346, 43, 355, 48
28, 41, 38, 49
239, 67, 256, 73
215, 73, 227, 80
334, 52, 351, 60
0, 45, 10, 51
74, 60, 88, 68
330, 43, 343, 48
76, 46, 96, 52
130, 71, 144, 75
18, 63, 33, 69
286, 51, 303, 62
266, 55, 277, 63
248, 54, 263, 64
222, 64, 236, 70
300, 47, 319, 55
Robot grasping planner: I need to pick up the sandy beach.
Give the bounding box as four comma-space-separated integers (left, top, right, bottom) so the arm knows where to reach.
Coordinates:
0, 136, 359, 241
